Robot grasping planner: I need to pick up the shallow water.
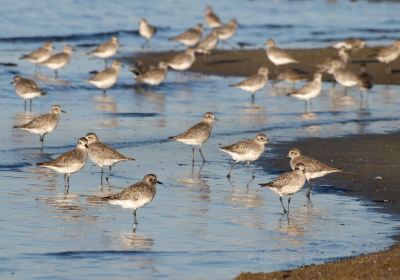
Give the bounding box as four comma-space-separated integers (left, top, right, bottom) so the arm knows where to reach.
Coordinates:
1, 0, 400, 279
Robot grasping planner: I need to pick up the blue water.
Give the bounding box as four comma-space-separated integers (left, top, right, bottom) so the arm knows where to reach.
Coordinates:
1, 0, 400, 279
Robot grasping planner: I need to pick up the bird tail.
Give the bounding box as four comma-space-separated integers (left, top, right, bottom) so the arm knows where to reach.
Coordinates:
258, 183, 270, 188
168, 135, 178, 140
41, 91, 48, 96
36, 162, 47, 167
19, 54, 28, 60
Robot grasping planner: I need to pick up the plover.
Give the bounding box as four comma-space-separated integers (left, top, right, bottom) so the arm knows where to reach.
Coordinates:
376, 40, 400, 73
219, 133, 269, 178
259, 163, 306, 214
139, 18, 156, 48
276, 68, 309, 88
20, 42, 53, 69
229, 67, 269, 102
11, 75, 47, 111
318, 47, 349, 75
89, 37, 119, 65
287, 73, 322, 112
358, 63, 373, 92
265, 39, 298, 65
205, 6, 222, 28
170, 23, 203, 47
100, 174, 162, 232
133, 61, 168, 86
167, 49, 196, 71
13, 105, 66, 145
168, 112, 215, 164
288, 148, 342, 197
85, 132, 135, 184
332, 67, 361, 94
215, 19, 238, 46
333, 38, 366, 51
196, 30, 219, 54
40, 45, 73, 78
37, 137, 89, 193
88, 60, 122, 94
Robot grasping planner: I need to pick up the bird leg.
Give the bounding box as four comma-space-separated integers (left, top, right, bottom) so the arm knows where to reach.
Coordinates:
304, 101, 308, 113
280, 197, 287, 214
251, 93, 255, 104
192, 146, 195, 165
64, 174, 70, 194
55, 70, 58, 79
287, 197, 291, 214
227, 161, 239, 178
198, 146, 206, 163
29, 99, 32, 112
100, 167, 104, 187
24, 100, 27, 112
133, 209, 138, 233
106, 166, 112, 183
305, 179, 313, 197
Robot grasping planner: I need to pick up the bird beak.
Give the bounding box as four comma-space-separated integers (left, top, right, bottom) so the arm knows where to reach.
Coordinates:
156, 180, 163, 184
61, 110, 67, 113
85, 144, 89, 148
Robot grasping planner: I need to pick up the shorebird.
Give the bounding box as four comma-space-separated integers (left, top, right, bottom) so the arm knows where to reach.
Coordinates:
11, 75, 47, 111
88, 60, 122, 94
40, 45, 73, 78
333, 38, 366, 51
265, 39, 298, 66
219, 133, 269, 178
358, 63, 373, 93
375, 40, 400, 73
196, 30, 219, 54
259, 163, 306, 214
288, 148, 342, 197
20, 42, 53, 70
318, 47, 349, 75
276, 68, 309, 88
100, 174, 162, 232
167, 49, 196, 72
169, 23, 203, 47
37, 137, 89, 193
287, 73, 322, 112
139, 18, 156, 48
168, 112, 215, 164
132, 61, 168, 86
85, 132, 135, 185
229, 67, 269, 102
13, 105, 66, 145
215, 19, 238, 47
205, 6, 222, 28
89, 37, 119, 66
332, 67, 361, 94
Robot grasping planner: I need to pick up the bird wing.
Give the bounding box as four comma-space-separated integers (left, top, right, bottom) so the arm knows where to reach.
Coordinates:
171, 122, 210, 140
18, 113, 52, 129
91, 142, 133, 160
295, 156, 341, 173
42, 53, 68, 64
89, 68, 115, 81
220, 139, 256, 154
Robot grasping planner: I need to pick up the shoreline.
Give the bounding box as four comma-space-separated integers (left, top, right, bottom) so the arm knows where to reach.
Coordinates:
237, 132, 400, 279
126, 46, 400, 85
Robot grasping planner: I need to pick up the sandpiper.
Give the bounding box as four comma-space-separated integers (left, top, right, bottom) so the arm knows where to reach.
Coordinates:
88, 60, 122, 94
196, 30, 219, 54
229, 67, 269, 102
287, 73, 322, 112
219, 133, 269, 178
11, 75, 47, 111
288, 148, 342, 197
333, 38, 366, 51
276, 68, 309, 88
40, 45, 73, 78
205, 6, 222, 28
332, 67, 361, 94
101, 174, 162, 232
168, 112, 215, 164
89, 37, 119, 65
37, 137, 89, 193
215, 19, 238, 46
133, 61, 168, 86
85, 132, 135, 185
265, 39, 298, 66
139, 18, 156, 48
20, 42, 53, 70
318, 47, 349, 75
170, 23, 203, 47
259, 163, 306, 214
167, 49, 196, 71
13, 105, 66, 145
376, 40, 400, 73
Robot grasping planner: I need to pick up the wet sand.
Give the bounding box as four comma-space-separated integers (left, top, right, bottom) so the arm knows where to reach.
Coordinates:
127, 46, 400, 85
236, 132, 400, 279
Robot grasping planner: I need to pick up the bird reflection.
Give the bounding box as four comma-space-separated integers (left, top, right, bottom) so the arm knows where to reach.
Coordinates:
133, 87, 166, 113
92, 93, 118, 128
117, 233, 154, 250
44, 193, 88, 222
177, 163, 210, 203
239, 102, 268, 126
34, 73, 70, 86
329, 89, 356, 110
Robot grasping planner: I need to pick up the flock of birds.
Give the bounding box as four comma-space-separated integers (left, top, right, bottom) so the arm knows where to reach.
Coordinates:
12, 6, 399, 232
